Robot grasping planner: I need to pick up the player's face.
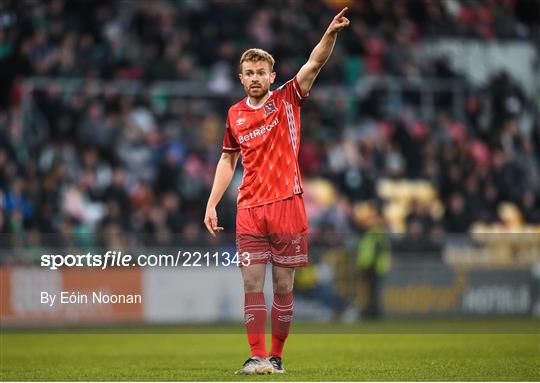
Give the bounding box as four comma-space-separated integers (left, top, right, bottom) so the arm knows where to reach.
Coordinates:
239, 61, 276, 100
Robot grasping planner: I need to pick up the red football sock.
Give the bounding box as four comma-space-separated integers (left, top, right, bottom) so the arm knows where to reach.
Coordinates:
244, 292, 267, 358
270, 291, 293, 358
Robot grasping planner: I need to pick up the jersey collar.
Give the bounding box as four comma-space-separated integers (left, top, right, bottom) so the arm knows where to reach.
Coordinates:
246, 91, 273, 110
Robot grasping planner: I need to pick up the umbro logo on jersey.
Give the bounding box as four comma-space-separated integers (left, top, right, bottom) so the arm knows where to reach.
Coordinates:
236, 118, 246, 126
263, 100, 278, 116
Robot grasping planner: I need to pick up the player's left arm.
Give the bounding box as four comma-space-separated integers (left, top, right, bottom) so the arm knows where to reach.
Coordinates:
296, 7, 350, 96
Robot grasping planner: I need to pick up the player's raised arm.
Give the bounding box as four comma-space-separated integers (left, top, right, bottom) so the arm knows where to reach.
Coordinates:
296, 7, 350, 96
204, 151, 240, 236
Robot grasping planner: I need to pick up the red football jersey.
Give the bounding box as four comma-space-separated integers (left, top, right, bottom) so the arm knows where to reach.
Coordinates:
222, 77, 309, 209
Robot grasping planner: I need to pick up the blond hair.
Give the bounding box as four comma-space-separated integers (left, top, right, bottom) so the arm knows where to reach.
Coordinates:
239, 48, 275, 73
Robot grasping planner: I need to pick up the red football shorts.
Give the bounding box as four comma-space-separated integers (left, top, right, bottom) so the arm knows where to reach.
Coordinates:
236, 194, 308, 268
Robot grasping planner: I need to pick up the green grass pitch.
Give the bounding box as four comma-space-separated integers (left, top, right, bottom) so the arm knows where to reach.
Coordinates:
1, 319, 538, 381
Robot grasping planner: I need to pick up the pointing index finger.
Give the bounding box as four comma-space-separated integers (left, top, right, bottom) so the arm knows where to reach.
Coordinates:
336, 7, 348, 18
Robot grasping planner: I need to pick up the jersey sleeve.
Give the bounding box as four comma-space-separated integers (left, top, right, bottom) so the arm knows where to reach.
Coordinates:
275, 76, 309, 107
222, 113, 240, 153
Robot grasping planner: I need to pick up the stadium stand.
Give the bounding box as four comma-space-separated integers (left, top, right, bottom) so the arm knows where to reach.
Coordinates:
0, 0, 539, 257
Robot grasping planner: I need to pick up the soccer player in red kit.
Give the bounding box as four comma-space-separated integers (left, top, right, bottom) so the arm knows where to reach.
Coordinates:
204, 7, 349, 375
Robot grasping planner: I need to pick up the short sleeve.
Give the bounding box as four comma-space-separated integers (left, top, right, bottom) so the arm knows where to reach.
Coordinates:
275, 76, 310, 107
222, 114, 240, 153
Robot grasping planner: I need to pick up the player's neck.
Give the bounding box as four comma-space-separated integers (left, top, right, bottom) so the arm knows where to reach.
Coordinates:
247, 91, 271, 109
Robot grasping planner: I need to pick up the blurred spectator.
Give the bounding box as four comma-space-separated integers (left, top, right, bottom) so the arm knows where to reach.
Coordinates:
356, 205, 391, 319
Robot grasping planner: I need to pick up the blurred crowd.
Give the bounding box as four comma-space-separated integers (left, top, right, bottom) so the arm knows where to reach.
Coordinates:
0, 0, 539, 250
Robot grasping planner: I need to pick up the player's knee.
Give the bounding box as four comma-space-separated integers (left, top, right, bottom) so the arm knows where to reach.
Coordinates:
243, 276, 264, 293
273, 279, 293, 294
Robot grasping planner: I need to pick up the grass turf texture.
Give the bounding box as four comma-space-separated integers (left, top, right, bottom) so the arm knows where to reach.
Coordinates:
1, 319, 538, 381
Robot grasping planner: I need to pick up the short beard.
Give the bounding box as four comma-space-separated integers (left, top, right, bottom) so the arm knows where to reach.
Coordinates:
247, 86, 268, 99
